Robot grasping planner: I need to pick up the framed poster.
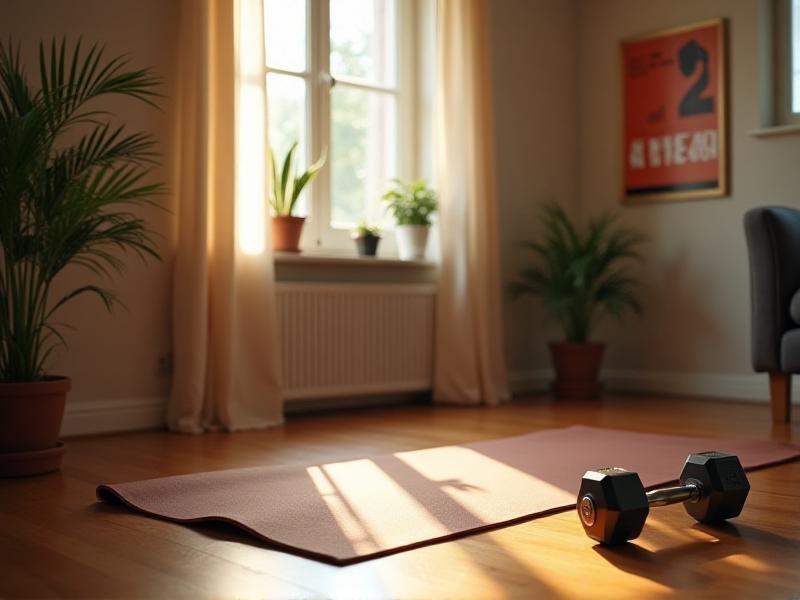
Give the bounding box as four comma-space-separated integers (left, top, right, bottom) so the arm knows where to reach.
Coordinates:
621, 18, 728, 203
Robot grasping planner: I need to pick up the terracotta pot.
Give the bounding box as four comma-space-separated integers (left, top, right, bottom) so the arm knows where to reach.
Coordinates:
549, 342, 605, 399
354, 235, 380, 257
0, 376, 70, 477
271, 216, 306, 252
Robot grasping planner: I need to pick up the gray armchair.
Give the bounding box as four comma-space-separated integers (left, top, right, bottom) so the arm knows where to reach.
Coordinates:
744, 206, 800, 423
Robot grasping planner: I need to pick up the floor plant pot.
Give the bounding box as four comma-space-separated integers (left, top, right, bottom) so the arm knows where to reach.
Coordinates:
395, 224, 429, 260
271, 216, 306, 252
0, 377, 70, 477
549, 342, 605, 399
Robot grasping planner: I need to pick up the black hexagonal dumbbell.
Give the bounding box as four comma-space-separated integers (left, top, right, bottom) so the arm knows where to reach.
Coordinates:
577, 451, 751, 545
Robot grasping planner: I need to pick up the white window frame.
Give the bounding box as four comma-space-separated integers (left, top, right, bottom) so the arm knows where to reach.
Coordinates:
266, 0, 431, 255
772, 0, 800, 124
790, 0, 800, 118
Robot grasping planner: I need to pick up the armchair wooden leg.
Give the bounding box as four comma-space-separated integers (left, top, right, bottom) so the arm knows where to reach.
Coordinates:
769, 372, 791, 423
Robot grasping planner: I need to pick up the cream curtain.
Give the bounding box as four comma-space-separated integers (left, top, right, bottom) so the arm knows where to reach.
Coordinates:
168, 0, 283, 432
433, 0, 509, 405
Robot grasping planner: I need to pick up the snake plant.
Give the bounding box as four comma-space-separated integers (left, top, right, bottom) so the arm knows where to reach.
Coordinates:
268, 142, 326, 217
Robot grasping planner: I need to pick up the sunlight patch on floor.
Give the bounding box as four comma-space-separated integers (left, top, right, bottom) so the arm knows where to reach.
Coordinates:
483, 529, 674, 599
310, 460, 451, 551
396, 446, 575, 522
714, 552, 773, 573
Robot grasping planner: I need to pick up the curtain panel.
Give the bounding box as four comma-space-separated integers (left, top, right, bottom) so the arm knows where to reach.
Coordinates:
168, 0, 283, 432
434, 0, 510, 405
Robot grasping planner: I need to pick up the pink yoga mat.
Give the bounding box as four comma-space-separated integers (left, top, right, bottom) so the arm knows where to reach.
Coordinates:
97, 425, 800, 565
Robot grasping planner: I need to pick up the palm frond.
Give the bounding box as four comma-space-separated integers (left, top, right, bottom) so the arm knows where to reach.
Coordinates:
511, 201, 645, 342
0, 38, 163, 381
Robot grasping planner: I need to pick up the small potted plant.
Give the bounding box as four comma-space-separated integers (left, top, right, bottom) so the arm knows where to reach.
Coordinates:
268, 142, 326, 253
351, 222, 381, 257
382, 179, 437, 260
511, 203, 645, 399
0, 40, 163, 476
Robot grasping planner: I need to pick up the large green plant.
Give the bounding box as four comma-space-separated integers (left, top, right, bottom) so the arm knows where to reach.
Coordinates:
512, 203, 645, 343
0, 40, 163, 382
382, 178, 437, 226
268, 142, 326, 217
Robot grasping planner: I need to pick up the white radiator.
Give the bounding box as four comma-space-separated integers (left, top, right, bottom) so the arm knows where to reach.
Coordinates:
276, 283, 436, 401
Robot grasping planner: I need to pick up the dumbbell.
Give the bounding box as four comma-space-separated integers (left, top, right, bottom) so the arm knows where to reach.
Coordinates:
577, 451, 750, 545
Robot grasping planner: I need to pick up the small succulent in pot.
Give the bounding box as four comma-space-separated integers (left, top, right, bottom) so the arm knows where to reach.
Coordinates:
351, 222, 381, 257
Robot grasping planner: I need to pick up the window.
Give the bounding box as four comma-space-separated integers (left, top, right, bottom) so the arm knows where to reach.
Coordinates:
264, 0, 432, 253
765, 0, 800, 126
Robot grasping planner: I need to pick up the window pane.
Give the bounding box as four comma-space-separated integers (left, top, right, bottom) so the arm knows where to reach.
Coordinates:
331, 86, 397, 228
330, 0, 397, 86
793, 0, 800, 112
264, 0, 306, 72
266, 73, 309, 215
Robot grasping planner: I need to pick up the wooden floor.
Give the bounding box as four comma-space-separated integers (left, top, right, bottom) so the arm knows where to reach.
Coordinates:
1, 394, 799, 599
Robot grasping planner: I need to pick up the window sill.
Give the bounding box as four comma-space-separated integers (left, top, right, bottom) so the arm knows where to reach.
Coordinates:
746, 124, 800, 138
273, 251, 437, 269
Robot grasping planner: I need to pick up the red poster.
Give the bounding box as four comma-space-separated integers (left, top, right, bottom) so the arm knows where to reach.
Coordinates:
622, 19, 727, 202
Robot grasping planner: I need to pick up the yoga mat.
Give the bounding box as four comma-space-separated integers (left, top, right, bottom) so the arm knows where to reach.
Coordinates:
97, 425, 800, 565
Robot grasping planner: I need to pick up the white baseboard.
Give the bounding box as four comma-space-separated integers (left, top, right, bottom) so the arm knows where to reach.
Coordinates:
60, 397, 167, 437
59, 390, 431, 436
603, 369, 798, 402
59, 368, 798, 437
510, 368, 800, 404
509, 369, 551, 395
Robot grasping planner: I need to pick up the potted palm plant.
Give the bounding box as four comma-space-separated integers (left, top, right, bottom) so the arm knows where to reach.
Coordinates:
512, 203, 645, 399
351, 222, 381, 257
382, 178, 437, 260
268, 142, 326, 253
0, 40, 163, 476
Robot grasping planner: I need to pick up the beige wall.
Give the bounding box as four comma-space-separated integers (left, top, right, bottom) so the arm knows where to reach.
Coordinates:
577, 0, 800, 381
7, 0, 785, 408
4, 0, 578, 403
490, 0, 579, 384
3, 0, 179, 406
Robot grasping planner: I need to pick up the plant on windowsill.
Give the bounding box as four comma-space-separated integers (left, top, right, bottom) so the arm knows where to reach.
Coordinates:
0, 40, 164, 476
351, 222, 381, 257
268, 142, 326, 253
511, 203, 645, 400
382, 178, 437, 260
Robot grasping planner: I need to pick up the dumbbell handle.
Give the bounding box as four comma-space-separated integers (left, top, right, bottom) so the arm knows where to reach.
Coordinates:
646, 479, 703, 507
